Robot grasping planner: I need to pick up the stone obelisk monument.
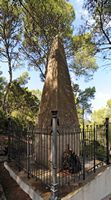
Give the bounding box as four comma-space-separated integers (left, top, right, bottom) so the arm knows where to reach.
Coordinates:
35, 36, 79, 168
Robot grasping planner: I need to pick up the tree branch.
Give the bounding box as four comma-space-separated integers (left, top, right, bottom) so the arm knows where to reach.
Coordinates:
98, 6, 111, 45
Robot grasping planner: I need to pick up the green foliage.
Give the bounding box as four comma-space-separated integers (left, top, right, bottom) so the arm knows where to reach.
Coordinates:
0, 0, 22, 112
84, 140, 105, 161
78, 87, 96, 111
91, 98, 111, 124
0, 0, 22, 77
0, 108, 8, 134
21, 0, 75, 78
72, 33, 98, 79
0, 72, 40, 128
6, 80, 40, 125
0, 0, 98, 83
73, 84, 96, 123
18, 0, 97, 80
31, 89, 42, 101
17, 72, 30, 86
0, 72, 7, 104
92, 108, 107, 124
91, 99, 111, 146
96, 144, 106, 161
23, 0, 75, 39
74, 84, 96, 112
0, 1, 101, 129
106, 99, 111, 119
83, 0, 111, 60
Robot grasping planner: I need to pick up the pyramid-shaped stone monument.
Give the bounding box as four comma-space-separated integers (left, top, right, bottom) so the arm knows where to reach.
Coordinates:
38, 36, 79, 128
35, 36, 79, 168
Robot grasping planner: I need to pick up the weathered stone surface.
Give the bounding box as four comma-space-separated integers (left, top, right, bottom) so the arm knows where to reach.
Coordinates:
35, 36, 79, 168
38, 36, 79, 128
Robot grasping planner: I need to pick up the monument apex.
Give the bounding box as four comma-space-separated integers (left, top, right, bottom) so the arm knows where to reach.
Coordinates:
37, 36, 79, 128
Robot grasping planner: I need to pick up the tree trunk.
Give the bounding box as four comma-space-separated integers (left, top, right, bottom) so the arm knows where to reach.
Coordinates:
3, 48, 13, 114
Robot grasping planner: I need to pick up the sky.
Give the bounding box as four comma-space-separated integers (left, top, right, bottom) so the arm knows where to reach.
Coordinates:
0, 0, 111, 112
68, 0, 111, 111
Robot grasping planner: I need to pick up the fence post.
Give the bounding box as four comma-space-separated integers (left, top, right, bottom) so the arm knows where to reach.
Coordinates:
50, 111, 58, 200
106, 118, 109, 165
8, 133, 11, 162
18, 133, 21, 171
94, 123, 96, 173
82, 122, 85, 180
27, 132, 30, 178
8, 118, 11, 162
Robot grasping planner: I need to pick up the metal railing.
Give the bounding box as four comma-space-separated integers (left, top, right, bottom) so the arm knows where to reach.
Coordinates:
7, 114, 110, 199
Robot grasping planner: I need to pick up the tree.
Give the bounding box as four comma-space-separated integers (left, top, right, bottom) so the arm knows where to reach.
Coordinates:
106, 99, 111, 119
91, 98, 111, 124
91, 108, 107, 124
0, 71, 40, 129
18, 0, 97, 80
0, 0, 98, 84
73, 84, 96, 123
5, 80, 40, 126
19, 0, 74, 80
91, 99, 111, 146
83, 0, 111, 61
0, 71, 6, 104
16, 71, 30, 85
0, 72, 7, 133
72, 33, 98, 80
31, 89, 42, 101
0, 0, 22, 111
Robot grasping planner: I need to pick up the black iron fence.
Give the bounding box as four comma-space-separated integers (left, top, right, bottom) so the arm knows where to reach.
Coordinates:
7, 114, 110, 199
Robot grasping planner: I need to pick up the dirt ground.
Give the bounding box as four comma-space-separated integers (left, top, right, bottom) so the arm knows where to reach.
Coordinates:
0, 134, 31, 200
0, 163, 31, 200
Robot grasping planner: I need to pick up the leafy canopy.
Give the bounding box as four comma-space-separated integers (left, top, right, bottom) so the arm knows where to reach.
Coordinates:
73, 83, 96, 123
72, 33, 97, 79
83, 0, 111, 61
19, 0, 97, 80
0, 71, 40, 128
0, 0, 22, 79
91, 98, 111, 124
21, 0, 75, 78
